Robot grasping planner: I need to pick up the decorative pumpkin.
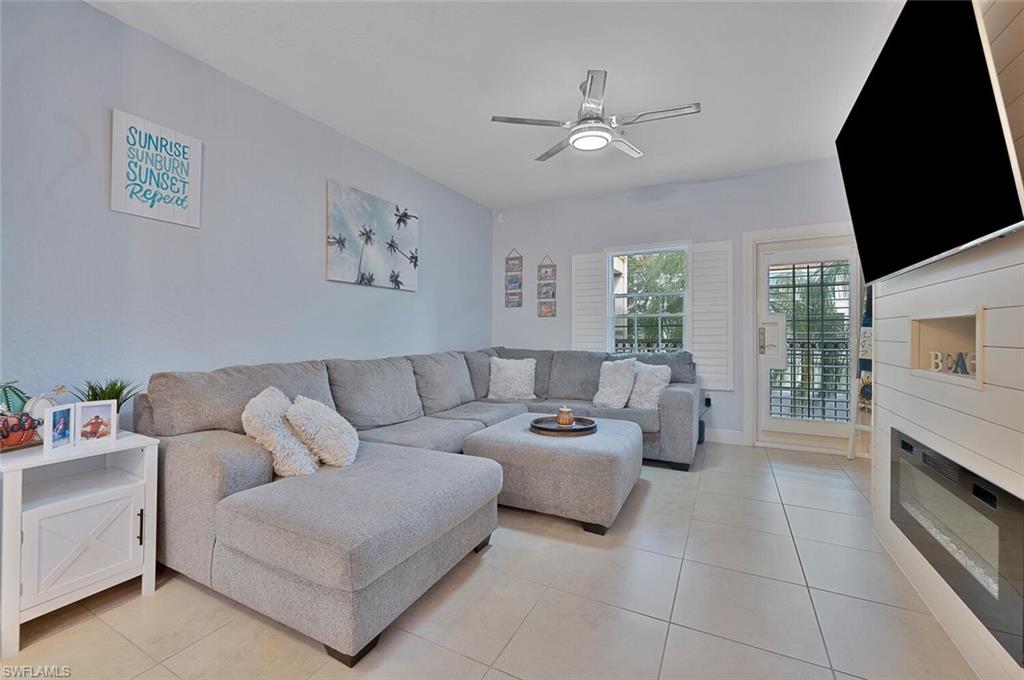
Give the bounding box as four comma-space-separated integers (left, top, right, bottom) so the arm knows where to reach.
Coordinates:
0, 382, 29, 415
0, 413, 41, 449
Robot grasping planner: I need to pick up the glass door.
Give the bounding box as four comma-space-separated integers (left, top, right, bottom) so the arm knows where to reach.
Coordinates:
756, 242, 859, 443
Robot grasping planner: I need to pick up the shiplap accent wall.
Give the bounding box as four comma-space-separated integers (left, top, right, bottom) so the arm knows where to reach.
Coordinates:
571, 253, 609, 351
982, 0, 1024, 173
871, 229, 1024, 678
690, 241, 734, 390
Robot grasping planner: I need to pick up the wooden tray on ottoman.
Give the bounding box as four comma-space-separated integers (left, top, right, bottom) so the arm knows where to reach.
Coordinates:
529, 416, 597, 437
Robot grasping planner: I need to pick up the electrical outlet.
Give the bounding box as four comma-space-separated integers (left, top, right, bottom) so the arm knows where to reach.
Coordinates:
704, 395, 712, 408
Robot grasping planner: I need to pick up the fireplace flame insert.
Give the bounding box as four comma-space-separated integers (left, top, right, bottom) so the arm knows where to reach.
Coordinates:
891, 429, 1023, 666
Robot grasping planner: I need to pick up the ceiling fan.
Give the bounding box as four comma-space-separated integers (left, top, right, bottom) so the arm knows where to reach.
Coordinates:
491, 69, 701, 161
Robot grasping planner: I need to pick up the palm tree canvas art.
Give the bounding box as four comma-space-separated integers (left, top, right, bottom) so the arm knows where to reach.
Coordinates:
326, 180, 420, 291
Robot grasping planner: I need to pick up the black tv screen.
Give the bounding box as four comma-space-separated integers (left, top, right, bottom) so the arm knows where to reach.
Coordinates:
837, 0, 1023, 284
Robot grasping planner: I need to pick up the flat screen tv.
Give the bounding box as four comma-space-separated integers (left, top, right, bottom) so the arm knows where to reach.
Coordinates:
837, 0, 1024, 284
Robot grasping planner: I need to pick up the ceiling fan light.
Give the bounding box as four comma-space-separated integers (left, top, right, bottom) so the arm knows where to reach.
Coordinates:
569, 124, 612, 151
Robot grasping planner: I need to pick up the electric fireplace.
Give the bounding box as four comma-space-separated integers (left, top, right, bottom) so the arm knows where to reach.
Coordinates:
891, 429, 1023, 666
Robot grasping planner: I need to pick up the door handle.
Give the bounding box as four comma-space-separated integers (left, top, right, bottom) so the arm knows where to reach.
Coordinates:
137, 509, 144, 546
758, 327, 766, 355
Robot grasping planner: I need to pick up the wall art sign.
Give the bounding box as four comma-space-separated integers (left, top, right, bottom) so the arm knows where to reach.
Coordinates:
326, 181, 420, 291
110, 109, 203, 228
504, 249, 523, 307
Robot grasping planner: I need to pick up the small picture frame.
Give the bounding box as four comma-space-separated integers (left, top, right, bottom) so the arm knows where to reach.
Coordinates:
537, 282, 556, 300
505, 273, 522, 291
505, 255, 523, 274
75, 400, 117, 446
505, 291, 523, 307
538, 263, 557, 281
538, 300, 557, 318
43, 404, 75, 452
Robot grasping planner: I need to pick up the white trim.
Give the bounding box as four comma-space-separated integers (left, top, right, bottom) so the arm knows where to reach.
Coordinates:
604, 239, 690, 257
753, 439, 852, 456
705, 428, 747, 445
741, 222, 855, 447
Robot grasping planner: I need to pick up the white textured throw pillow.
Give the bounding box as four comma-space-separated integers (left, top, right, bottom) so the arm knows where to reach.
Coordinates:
628, 362, 672, 410
285, 395, 359, 467
592, 359, 637, 408
487, 357, 537, 400
242, 387, 319, 477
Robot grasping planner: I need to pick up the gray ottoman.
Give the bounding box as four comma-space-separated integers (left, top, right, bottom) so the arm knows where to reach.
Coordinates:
463, 413, 642, 534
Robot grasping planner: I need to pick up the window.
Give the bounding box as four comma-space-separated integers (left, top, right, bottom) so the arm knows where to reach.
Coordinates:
767, 260, 851, 422
609, 247, 687, 354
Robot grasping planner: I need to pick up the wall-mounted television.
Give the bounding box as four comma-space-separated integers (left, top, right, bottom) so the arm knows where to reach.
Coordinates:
837, 0, 1024, 284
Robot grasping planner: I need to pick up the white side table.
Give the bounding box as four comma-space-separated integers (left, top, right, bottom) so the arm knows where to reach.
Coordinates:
0, 431, 158, 657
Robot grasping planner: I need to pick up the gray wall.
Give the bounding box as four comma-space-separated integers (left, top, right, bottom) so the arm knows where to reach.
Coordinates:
2, 2, 492, 400
491, 158, 852, 433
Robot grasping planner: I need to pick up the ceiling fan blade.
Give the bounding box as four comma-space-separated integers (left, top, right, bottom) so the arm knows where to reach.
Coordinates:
535, 137, 570, 161
610, 134, 644, 159
579, 69, 607, 118
609, 103, 701, 127
491, 116, 573, 128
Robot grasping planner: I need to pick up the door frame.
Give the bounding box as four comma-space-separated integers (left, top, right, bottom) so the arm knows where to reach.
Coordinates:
740, 221, 856, 449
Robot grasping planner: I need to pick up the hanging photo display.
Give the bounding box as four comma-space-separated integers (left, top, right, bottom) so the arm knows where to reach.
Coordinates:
537, 255, 556, 316
504, 249, 523, 307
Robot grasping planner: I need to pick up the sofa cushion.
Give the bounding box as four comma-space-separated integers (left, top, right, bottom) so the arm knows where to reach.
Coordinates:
588, 406, 661, 433
431, 401, 529, 427
463, 349, 498, 399
592, 359, 636, 409
408, 352, 475, 414
359, 416, 484, 453
495, 348, 554, 398
526, 399, 594, 417
615, 350, 696, 383
146, 361, 333, 437
487, 357, 538, 400
241, 387, 319, 477
286, 395, 359, 467
628, 362, 672, 410
325, 357, 423, 429
215, 442, 502, 591
548, 350, 609, 401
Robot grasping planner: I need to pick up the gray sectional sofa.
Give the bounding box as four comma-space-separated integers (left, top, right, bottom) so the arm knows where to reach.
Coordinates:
133, 347, 700, 666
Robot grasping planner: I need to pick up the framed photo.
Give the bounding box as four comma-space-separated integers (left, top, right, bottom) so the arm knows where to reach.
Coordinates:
75, 400, 117, 446
505, 255, 523, 274
538, 263, 557, 281
538, 300, 557, 318
505, 291, 523, 308
505, 273, 522, 291
537, 282, 556, 300
43, 404, 75, 452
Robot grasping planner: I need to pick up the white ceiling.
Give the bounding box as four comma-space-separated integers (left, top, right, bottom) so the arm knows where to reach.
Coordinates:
92, 1, 901, 209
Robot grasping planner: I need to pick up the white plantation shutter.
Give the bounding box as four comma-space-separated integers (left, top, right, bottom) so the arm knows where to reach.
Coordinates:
572, 253, 609, 350
691, 241, 734, 390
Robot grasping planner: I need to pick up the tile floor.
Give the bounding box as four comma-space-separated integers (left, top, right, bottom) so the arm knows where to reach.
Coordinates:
1, 444, 978, 679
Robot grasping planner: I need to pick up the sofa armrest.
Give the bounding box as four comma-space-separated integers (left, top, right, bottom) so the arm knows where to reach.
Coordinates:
658, 382, 701, 464
158, 430, 273, 585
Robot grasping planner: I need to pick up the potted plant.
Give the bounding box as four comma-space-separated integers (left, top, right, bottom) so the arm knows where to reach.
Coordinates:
70, 379, 141, 412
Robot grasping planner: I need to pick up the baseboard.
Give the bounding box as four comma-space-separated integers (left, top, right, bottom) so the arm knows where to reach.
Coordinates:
753, 439, 871, 459
705, 428, 749, 445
